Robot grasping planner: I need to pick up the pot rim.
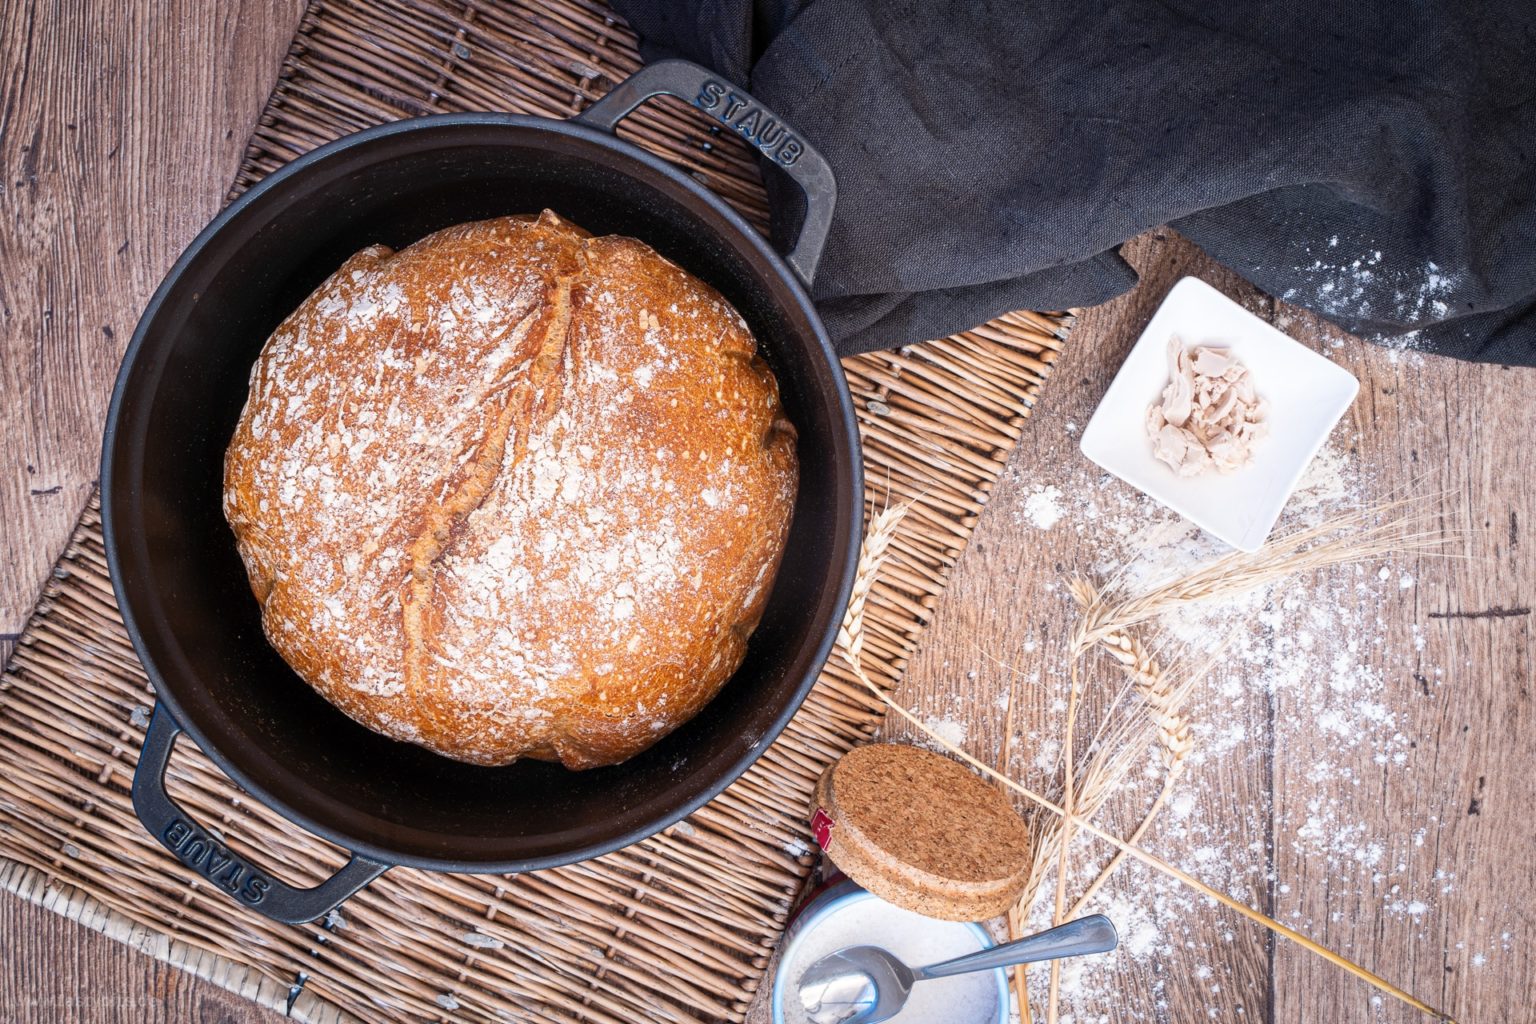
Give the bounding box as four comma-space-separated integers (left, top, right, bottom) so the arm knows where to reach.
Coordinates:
101, 110, 863, 873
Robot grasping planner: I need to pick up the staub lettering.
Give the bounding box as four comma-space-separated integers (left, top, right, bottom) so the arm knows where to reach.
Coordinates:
163, 818, 272, 904
694, 79, 803, 166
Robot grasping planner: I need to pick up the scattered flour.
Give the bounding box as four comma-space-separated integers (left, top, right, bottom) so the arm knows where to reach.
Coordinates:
920, 716, 970, 751
1281, 248, 1460, 326
1272, 243, 1467, 366
1003, 439, 1461, 1020
1023, 485, 1067, 530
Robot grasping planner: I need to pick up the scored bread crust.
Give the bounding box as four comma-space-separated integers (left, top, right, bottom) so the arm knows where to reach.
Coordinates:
222, 211, 797, 769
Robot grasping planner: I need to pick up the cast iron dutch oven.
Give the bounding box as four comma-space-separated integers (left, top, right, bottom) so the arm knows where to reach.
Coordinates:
102, 60, 862, 924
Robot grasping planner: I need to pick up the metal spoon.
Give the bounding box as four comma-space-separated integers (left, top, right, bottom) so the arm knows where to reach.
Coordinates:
797, 914, 1118, 1024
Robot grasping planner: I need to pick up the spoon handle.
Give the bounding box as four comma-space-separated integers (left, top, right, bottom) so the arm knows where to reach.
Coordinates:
911, 915, 1119, 981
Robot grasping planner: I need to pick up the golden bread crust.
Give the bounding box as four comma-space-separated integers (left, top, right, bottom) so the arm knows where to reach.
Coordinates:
223, 211, 796, 768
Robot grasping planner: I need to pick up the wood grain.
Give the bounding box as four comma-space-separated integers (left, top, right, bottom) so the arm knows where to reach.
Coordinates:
878, 230, 1536, 1024
0, 897, 274, 1024
0, 0, 301, 1019
1266, 306, 1536, 1024
881, 233, 1283, 1022
0, 0, 306, 648
4, 1, 1534, 1022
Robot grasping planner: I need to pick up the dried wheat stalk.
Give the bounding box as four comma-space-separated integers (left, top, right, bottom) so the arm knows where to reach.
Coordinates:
835, 500, 908, 671
996, 683, 1034, 1024
1064, 579, 1198, 918
1078, 500, 1442, 648
1044, 651, 1082, 1023
834, 499, 1455, 1023
1046, 579, 1199, 1024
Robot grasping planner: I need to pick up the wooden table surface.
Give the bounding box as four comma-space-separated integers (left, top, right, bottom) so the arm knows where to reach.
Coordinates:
2, 3, 1530, 1023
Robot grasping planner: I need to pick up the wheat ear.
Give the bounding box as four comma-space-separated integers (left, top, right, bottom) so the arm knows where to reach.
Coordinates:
1045, 653, 1085, 1024
997, 683, 1035, 1024
836, 500, 908, 670
833, 502, 1455, 1024
1065, 578, 1196, 915
1077, 501, 1446, 650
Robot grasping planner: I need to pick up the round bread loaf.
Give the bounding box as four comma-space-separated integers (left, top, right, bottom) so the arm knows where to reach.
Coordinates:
223, 211, 797, 769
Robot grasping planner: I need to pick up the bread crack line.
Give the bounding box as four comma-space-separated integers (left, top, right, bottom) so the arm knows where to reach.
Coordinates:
399, 265, 578, 736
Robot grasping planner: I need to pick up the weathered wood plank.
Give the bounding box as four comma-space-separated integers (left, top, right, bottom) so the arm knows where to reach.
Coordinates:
882, 232, 1279, 1023
862, 231, 1536, 1024
1, 895, 278, 1023
1268, 307, 1536, 1024
0, 0, 306, 641
5, 0, 1534, 1020
1, 0, 301, 1018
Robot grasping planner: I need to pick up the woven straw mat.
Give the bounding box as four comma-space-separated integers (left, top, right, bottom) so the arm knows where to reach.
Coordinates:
0, 1, 1072, 1021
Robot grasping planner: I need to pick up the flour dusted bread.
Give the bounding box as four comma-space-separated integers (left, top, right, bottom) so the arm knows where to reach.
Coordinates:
223, 211, 797, 769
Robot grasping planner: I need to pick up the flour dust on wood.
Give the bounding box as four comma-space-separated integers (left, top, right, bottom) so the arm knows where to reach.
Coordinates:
993, 442, 1484, 1022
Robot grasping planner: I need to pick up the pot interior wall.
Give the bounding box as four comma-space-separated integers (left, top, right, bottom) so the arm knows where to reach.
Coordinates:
106, 119, 855, 867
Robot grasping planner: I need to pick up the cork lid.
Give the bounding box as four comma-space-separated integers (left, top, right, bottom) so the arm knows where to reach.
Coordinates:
810, 743, 1032, 921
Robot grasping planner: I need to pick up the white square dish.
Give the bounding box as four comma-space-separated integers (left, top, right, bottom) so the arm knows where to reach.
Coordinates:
1079, 276, 1359, 552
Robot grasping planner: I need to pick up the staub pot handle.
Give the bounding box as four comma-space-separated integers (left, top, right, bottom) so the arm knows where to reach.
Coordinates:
132, 705, 389, 925
578, 59, 837, 287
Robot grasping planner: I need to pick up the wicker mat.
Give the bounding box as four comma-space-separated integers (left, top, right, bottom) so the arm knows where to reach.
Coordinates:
0, 2, 1071, 1021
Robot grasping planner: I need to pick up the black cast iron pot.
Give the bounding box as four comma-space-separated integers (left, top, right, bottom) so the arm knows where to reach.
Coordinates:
101, 61, 862, 925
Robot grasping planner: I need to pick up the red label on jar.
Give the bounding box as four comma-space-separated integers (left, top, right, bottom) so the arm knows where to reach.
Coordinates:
810, 807, 836, 850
